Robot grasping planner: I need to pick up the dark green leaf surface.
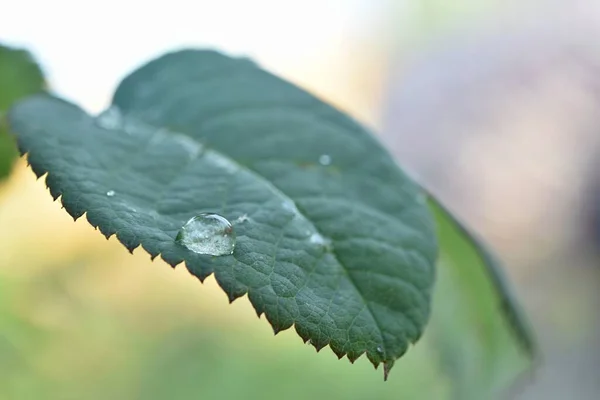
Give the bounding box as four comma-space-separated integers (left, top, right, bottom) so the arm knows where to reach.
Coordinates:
8, 50, 438, 375
0, 44, 45, 180
427, 196, 536, 398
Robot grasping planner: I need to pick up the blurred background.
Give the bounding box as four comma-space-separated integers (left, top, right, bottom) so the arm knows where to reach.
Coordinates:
1, 0, 600, 399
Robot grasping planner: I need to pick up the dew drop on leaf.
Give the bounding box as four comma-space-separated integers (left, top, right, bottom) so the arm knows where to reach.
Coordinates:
319, 154, 331, 166
95, 106, 123, 130
106, 190, 115, 197
309, 233, 326, 245
175, 213, 236, 256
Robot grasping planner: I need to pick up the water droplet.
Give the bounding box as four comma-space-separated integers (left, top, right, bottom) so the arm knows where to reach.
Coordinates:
309, 233, 326, 245
376, 346, 384, 354
319, 154, 331, 166
96, 106, 123, 130
281, 200, 298, 213
106, 190, 115, 197
176, 213, 236, 256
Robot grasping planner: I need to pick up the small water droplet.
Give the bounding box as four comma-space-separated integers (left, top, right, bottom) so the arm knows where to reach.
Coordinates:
319, 154, 331, 166
96, 106, 123, 130
176, 213, 236, 256
281, 200, 297, 213
309, 233, 326, 245
376, 346, 384, 354
106, 190, 115, 197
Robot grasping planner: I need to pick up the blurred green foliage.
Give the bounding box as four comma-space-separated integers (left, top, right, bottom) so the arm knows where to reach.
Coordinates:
428, 199, 533, 399
0, 44, 45, 180
0, 262, 448, 400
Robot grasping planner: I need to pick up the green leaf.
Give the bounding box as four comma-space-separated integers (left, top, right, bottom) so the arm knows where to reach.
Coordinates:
0, 44, 45, 180
8, 50, 438, 376
427, 196, 536, 398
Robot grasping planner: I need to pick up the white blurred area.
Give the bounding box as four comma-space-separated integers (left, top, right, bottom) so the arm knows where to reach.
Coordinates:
0, 0, 393, 121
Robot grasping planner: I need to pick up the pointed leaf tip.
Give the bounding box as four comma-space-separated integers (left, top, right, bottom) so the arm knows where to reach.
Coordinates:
383, 360, 394, 381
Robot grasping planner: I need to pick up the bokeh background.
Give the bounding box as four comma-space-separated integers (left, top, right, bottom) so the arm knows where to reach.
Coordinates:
1, 0, 600, 399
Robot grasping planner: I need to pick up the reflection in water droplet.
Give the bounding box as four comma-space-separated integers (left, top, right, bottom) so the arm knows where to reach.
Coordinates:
96, 107, 123, 130
309, 233, 326, 245
235, 214, 249, 223
319, 154, 331, 166
281, 200, 298, 215
176, 213, 236, 256
106, 190, 115, 197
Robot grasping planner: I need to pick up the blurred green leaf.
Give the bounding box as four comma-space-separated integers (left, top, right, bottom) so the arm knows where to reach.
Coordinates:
427, 196, 535, 399
0, 261, 449, 400
0, 44, 45, 180
8, 49, 438, 375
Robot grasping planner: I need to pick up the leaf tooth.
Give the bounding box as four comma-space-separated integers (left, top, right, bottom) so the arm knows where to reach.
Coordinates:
44, 172, 62, 200
88, 213, 116, 239
329, 341, 346, 359
28, 159, 46, 178
344, 347, 364, 363
16, 140, 28, 158
262, 311, 294, 336
383, 360, 395, 381
293, 325, 310, 343
62, 203, 85, 221
159, 252, 184, 268
182, 261, 211, 283
226, 290, 240, 304
313, 341, 328, 352
346, 350, 364, 364
307, 336, 329, 352
140, 242, 160, 262
366, 351, 379, 369
213, 272, 248, 305
115, 231, 141, 254
246, 291, 266, 318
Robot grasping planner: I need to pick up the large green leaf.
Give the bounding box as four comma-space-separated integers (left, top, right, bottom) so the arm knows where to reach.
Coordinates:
8, 50, 438, 376
427, 196, 536, 398
0, 44, 45, 180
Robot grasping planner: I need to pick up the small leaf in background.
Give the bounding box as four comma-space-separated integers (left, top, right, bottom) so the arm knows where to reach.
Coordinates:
0, 44, 45, 180
427, 196, 536, 399
8, 50, 438, 375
